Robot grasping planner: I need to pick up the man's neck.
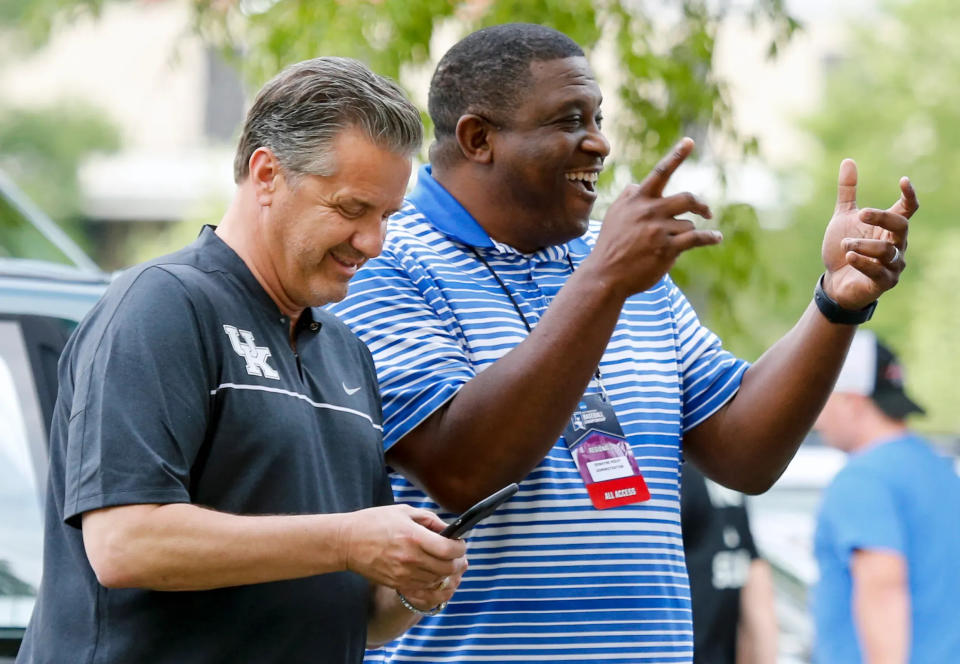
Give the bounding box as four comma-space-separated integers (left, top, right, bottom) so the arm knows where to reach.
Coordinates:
216, 192, 306, 329
432, 167, 543, 253
852, 419, 909, 453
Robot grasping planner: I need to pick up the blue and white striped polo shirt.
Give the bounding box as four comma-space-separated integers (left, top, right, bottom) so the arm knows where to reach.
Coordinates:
329, 166, 749, 663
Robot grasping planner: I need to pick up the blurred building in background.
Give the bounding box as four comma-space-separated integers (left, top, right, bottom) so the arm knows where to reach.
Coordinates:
0, 0, 874, 269
0, 1, 242, 268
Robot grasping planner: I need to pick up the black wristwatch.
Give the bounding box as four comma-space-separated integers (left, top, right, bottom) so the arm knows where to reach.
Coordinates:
813, 274, 877, 325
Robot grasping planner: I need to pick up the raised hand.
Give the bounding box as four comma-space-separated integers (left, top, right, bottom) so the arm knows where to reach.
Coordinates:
821, 159, 918, 309
338, 503, 467, 604
587, 137, 722, 297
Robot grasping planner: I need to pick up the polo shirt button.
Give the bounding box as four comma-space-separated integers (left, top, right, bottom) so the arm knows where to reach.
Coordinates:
309, 322, 320, 332
280, 316, 288, 325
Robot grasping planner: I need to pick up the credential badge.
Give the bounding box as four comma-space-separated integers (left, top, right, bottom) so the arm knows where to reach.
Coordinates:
223, 324, 280, 380
571, 410, 586, 432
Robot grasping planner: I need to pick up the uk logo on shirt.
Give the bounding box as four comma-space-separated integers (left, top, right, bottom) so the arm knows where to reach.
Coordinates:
223, 324, 279, 379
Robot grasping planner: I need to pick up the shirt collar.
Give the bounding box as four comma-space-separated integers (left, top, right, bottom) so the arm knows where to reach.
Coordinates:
406, 165, 590, 259
407, 165, 493, 248
196, 224, 268, 305
194, 225, 319, 329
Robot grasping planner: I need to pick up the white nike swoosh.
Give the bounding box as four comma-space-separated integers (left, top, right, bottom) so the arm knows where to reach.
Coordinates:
342, 383, 361, 396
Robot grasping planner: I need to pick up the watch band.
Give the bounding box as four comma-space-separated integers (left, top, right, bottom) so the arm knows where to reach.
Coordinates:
813, 274, 877, 324
396, 590, 447, 616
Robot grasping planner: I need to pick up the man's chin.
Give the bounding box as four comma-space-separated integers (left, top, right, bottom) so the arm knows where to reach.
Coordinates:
553, 214, 591, 244
316, 288, 349, 307
304, 281, 350, 308
572, 213, 591, 235
532, 220, 589, 251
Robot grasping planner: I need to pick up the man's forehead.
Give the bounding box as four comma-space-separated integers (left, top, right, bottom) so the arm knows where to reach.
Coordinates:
334, 186, 405, 208
299, 147, 410, 211
327, 175, 407, 206
512, 57, 603, 116
528, 56, 600, 93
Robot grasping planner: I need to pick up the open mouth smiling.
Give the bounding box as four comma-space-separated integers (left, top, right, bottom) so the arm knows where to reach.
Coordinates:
565, 170, 599, 195
329, 252, 365, 274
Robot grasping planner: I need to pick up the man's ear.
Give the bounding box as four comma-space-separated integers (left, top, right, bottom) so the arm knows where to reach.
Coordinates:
454, 114, 496, 164
248, 147, 281, 205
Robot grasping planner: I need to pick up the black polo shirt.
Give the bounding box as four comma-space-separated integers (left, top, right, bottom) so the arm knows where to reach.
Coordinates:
18, 226, 392, 664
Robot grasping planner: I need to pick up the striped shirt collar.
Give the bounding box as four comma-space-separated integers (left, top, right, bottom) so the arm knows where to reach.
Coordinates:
407, 165, 591, 261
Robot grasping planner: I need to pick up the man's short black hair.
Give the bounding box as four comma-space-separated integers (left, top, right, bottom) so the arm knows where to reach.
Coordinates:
428, 23, 584, 148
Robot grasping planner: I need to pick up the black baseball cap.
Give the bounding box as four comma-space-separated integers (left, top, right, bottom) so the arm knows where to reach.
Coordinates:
833, 330, 925, 420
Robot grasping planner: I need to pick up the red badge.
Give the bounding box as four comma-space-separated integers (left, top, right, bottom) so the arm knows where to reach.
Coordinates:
564, 395, 651, 510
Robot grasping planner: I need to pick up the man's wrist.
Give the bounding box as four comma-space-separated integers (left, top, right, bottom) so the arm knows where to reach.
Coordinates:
574, 254, 632, 305
334, 513, 354, 573
813, 274, 877, 324
396, 590, 447, 616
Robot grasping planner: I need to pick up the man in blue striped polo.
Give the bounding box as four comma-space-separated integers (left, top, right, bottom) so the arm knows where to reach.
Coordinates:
329, 23, 917, 663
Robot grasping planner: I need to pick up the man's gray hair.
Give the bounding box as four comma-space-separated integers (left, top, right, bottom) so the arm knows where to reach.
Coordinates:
233, 57, 422, 183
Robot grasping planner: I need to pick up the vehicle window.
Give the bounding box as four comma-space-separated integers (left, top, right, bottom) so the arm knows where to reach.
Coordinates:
3, 316, 75, 435
0, 316, 73, 632
0, 194, 74, 266
0, 352, 41, 631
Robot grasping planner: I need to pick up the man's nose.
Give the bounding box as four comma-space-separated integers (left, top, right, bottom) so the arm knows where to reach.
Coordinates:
583, 123, 611, 160
351, 216, 386, 260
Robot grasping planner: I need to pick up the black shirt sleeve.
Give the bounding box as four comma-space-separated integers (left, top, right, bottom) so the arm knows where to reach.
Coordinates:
62, 266, 212, 525
741, 502, 759, 560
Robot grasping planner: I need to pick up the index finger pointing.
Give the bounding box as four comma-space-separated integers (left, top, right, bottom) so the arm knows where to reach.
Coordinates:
638, 137, 695, 197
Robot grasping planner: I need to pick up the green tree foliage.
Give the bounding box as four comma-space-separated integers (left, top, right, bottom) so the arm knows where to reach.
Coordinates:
190, 0, 798, 175
906, 231, 960, 434
0, 0, 106, 51
0, 0, 123, 254
0, 104, 121, 222
760, 0, 958, 432
0, 103, 121, 253
186, 0, 799, 343
7, 0, 801, 341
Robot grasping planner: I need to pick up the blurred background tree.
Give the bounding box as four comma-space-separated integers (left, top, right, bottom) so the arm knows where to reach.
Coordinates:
4, 0, 802, 344
185, 0, 800, 344
749, 0, 959, 431
6, 0, 954, 433
0, 0, 122, 255
0, 105, 120, 227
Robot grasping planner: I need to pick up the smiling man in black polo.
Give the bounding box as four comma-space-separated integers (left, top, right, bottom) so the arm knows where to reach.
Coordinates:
17, 57, 467, 664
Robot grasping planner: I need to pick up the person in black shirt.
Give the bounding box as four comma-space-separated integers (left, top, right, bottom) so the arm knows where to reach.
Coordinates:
17, 57, 467, 664
681, 462, 778, 663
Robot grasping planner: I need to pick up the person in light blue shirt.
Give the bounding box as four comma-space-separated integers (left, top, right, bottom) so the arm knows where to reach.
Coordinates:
813, 330, 960, 663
